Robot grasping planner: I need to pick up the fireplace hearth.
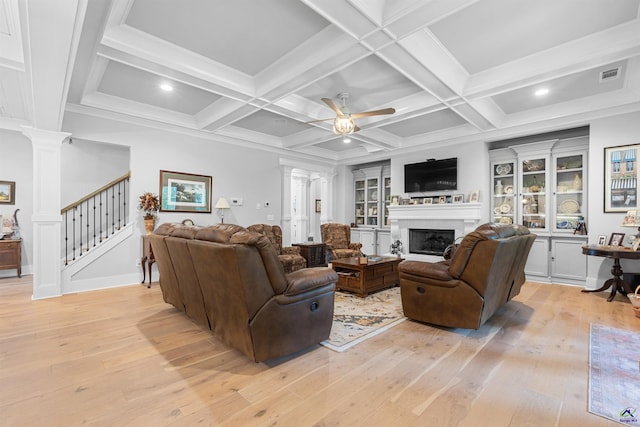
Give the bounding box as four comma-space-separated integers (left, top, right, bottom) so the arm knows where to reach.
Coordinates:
409, 228, 455, 256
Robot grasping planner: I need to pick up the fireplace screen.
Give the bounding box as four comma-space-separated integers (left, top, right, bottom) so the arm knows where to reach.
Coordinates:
409, 228, 455, 256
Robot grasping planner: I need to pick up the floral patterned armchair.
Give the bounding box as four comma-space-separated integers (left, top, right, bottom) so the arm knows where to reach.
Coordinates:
247, 224, 307, 273
320, 223, 363, 262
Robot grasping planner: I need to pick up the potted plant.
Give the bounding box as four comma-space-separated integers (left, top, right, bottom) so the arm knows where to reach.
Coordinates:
138, 192, 160, 234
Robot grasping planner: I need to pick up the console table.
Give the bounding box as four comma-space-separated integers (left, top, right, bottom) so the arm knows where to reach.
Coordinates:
581, 244, 640, 301
0, 239, 21, 278
292, 242, 326, 267
141, 235, 155, 288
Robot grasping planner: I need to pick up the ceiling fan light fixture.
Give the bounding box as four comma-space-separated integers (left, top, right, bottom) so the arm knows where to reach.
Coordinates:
342, 135, 351, 143
333, 116, 355, 135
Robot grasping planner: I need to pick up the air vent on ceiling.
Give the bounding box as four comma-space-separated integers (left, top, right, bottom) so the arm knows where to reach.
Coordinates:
599, 67, 621, 82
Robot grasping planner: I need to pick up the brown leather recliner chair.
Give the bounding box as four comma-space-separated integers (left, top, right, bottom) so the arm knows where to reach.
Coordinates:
398, 223, 536, 329
150, 223, 338, 362
247, 224, 307, 273
320, 223, 363, 262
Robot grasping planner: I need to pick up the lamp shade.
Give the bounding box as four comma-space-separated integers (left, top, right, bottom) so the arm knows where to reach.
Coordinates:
215, 197, 230, 209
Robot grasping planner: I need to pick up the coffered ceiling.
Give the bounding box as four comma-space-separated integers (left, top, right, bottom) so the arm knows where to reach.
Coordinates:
2, 0, 640, 162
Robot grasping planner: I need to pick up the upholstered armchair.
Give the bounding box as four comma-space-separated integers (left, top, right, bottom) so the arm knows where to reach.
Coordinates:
320, 223, 363, 262
247, 224, 307, 273
398, 223, 536, 329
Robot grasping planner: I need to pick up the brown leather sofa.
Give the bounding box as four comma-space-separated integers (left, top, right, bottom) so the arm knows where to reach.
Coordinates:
149, 223, 338, 362
398, 223, 536, 329
320, 223, 363, 261
247, 224, 307, 273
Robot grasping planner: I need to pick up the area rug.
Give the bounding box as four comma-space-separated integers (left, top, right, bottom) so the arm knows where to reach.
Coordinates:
320, 286, 406, 352
589, 323, 640, 425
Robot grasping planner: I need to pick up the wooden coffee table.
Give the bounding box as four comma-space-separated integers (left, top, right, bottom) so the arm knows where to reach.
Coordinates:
331, 256, 402, 297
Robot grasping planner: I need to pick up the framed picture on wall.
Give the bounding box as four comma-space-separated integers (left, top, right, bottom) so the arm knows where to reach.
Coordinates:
159, 170, 212, 213
315, 199, 321, 213
604, 144, 640, 212
0, 180, 15, 205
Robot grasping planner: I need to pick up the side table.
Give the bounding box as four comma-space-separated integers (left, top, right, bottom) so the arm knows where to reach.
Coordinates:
0, 239, 21, 278
141, 235, 155, 288
292, 242, 326, 267
581, 244, 640, 301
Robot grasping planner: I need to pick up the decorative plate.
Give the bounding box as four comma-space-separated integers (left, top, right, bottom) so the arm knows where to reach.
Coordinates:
499, 217, 513, 224
559, 199, 579, 214
504, 185, 513, 194
494, 207, 502, 214
496, 164, 511, 175
500, 203, 512, 214
524, 159, 544, 172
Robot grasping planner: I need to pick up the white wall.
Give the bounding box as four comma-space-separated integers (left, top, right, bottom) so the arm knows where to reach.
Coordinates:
61, 139, 130, 207
0, 130, 33, 278
588, 111, 640, 289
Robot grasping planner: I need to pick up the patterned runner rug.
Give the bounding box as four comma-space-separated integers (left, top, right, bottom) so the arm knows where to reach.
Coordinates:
589, 323, 640, 425
320, 286, 406, 352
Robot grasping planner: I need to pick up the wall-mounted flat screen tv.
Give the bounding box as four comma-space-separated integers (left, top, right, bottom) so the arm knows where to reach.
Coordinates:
404, 157, 457, 192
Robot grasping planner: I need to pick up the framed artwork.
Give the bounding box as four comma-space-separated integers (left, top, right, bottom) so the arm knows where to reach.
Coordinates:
452, 194, 464, 203
0, 180, 15, 205
604, 144, 640, 212
437, 195, 447, 204
401, 198, 410, 205
597, 235, 607, 246
609, 232, 625, 246
469, 190, 480, 203
315, 199, 321, 213
159, 170, 212, 213
423, 197, 433, 205
390, 195, 400, 206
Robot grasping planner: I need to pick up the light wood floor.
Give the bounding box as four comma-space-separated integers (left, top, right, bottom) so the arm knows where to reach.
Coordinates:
1, 277, 636, 426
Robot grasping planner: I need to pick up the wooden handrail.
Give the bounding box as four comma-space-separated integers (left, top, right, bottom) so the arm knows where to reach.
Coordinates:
61, 171, 131, 214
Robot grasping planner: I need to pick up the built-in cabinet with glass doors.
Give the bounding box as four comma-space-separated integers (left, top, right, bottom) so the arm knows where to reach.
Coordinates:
352, 165, 390, 255
490, 138, 588, 285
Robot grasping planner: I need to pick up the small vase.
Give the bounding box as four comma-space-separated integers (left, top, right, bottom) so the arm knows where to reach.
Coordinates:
144, 218, 156, 235
495, 180, 503, 195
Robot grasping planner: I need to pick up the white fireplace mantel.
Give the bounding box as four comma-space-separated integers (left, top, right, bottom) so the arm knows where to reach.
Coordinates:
388, 203, 483, 261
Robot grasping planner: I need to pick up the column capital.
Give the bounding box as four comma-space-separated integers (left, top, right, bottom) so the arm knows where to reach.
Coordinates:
21, 126, 71, 146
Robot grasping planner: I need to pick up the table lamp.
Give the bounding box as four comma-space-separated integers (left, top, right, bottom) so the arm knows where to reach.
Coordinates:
215, 197, 230, 224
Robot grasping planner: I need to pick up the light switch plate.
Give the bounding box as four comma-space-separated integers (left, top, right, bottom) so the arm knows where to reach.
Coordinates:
230, 197, 243, 206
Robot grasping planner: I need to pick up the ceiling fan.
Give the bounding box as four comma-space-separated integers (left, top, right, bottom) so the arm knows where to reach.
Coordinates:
306, 92, 395, 142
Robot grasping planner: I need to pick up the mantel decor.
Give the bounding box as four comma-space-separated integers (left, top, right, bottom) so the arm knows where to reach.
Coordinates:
159, 170, 212, 213
0, 180, 15, 205
604, 143, 640, 212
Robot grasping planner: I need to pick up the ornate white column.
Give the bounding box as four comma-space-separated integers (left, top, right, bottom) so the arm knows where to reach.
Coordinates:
280, 165, 293, 246
22, 127, 69, 299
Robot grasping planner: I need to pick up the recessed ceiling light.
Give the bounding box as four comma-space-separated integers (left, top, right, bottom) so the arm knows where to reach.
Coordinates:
160, 83, 173, 92
534, 88, 549, 97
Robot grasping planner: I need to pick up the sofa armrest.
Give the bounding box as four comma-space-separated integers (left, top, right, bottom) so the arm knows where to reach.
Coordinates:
398, 260, 453, 281
284, 267, 338, 296
282, 246, 301, 255
348, 242, 363, 251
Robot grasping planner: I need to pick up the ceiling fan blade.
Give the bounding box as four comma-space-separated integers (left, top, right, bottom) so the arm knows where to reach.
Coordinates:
322, 98, 344, 116
304, 118, 334, 124
354, 125, 361, 132
350, 108, 396, 119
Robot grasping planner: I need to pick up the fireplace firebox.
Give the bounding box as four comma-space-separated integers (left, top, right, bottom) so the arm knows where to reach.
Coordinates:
409, 228, 455, 256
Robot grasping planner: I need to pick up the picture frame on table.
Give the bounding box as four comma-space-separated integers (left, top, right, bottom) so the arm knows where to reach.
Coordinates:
469, 190, 479, 203
452, 194, 464, 203
390, 195, 400, 206
0, 180, 15, 205
423, 197, 432, 205
597, 235, 607, 246
608, 232, 625, 246
604, 144, 640, 212
159, 170, 212, 213
437, 196, 447, 204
